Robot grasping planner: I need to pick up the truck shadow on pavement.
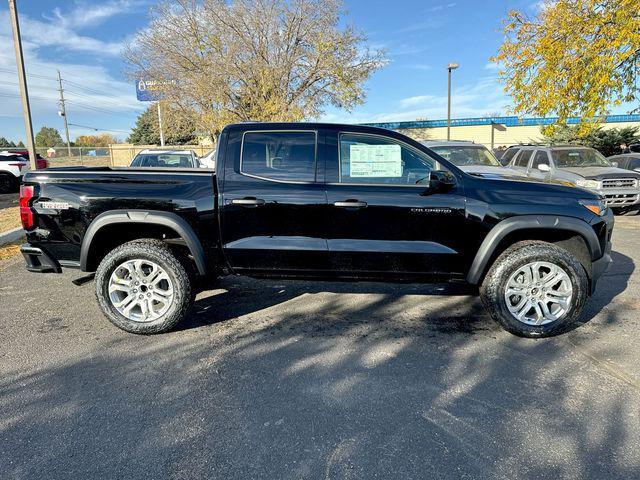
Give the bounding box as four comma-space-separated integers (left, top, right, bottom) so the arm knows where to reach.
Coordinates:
0, 249, 637, 479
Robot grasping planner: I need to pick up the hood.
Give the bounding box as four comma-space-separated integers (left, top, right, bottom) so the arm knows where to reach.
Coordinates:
459, 165, 527, 177
560, 166, 640, 179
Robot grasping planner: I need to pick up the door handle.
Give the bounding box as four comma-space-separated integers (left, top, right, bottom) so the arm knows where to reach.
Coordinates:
333, 200, 367, 208
231, 197, 265, 206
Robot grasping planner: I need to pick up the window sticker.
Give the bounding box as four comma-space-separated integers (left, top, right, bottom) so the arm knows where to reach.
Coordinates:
349, 144, 402, 177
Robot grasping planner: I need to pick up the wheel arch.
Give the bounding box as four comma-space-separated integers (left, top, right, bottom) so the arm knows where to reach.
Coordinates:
80, 210, 207, 275
467, 215, 601, 285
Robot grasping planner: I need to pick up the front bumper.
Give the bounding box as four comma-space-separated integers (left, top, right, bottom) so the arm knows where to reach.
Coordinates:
594, 187, 640, 208
21, 244, 61, 273
590, 243, 612, 294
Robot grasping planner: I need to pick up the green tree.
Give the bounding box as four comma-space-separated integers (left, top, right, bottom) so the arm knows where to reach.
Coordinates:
17, 141, 25, 148
541, 125, 639, 157
35, 127, 64, 148
0, 137, 15, 148
494, 0, 640, 133
127, 104, 197, 145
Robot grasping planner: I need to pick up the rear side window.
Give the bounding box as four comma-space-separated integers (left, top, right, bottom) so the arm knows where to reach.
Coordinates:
515, 150, 534, 167
241, 131, 316, 182
501, 148, 518, 165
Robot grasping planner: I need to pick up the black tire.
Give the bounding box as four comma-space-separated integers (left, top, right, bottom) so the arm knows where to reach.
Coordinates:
0, 173, 17, 193
480, 241, 588, 338
95, 239, 193, 334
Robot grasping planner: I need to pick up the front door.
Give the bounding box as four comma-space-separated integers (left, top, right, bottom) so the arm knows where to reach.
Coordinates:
220, 129, 329, 275
324, 131, 468, 279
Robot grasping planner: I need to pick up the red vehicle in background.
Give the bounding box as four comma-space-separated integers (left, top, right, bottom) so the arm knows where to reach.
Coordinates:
14, 151, 49, 169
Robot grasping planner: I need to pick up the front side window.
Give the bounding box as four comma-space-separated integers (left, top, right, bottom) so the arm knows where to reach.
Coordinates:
241, 131, 316, 182
532, 151, 550, 168
430, 146, 500, 166
339, 134, 436, 185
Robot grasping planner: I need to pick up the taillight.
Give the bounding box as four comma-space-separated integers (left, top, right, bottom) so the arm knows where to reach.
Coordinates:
19, 185, 35, 230
36, 158, 48, 169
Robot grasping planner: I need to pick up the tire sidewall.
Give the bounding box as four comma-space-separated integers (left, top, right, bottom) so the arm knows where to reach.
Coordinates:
95, 243, 191, 334
482, 243, 588, 338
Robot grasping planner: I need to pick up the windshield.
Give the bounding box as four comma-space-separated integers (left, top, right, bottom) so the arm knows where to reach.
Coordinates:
551, 148, 611, 168
131, 153, 194, 168
430, 146, 501, 166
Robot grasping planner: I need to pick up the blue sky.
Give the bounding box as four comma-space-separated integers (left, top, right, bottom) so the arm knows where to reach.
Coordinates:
0, 0, 625, 143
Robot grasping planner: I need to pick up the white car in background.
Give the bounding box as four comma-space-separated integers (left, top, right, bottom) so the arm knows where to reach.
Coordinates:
129, 149, 202, 168
198, 149, 217, 169
0, 151, 30, 192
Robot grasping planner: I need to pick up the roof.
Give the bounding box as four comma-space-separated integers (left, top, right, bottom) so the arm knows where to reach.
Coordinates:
137, 149, 195, 155
362, 114, 640, 130
422, 140, 480, 147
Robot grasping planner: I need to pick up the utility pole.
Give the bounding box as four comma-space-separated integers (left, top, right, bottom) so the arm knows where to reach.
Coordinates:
57, 70, 72, 157
157, 101, 165, 147
446, 62, 459, 141
8, 0, 37, 170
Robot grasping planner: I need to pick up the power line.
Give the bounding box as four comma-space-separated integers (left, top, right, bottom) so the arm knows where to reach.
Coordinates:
68, 123, 130, 134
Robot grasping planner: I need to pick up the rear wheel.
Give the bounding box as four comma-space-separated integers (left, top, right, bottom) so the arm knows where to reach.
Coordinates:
95, 239, 193, 334
0, 173, 17, 193
480, 241, 588, 338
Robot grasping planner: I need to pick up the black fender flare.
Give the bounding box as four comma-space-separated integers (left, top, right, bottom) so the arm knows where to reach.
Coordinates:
80, 210, 207, 275
466, 215, 601, 285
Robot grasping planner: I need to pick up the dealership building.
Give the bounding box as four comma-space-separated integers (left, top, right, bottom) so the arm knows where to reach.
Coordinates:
365, 114, 640, 149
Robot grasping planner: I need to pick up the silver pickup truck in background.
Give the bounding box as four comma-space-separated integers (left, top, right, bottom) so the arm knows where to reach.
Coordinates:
502, 145, 640, 214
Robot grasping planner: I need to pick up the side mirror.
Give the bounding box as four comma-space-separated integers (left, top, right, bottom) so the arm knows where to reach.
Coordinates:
537, 163, 551, 172
611, 161, 619, 167
423, 170, 456, 194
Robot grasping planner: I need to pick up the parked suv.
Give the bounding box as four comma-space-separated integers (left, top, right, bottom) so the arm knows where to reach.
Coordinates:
421, 140, 525, 178
504, 145, 640, 213
130, 149, 202, 168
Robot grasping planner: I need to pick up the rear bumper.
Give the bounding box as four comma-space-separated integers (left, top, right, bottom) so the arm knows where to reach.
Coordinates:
21, 244, 61, 273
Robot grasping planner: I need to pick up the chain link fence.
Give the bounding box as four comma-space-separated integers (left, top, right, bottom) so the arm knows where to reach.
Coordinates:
1, 146, 111, 167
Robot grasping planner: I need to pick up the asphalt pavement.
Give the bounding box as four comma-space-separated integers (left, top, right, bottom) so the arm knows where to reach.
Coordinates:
1, 218, 639, 479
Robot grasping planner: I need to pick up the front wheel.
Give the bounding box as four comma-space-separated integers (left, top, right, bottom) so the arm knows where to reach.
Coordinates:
480, 241, 588, 338
95, 239, 193, 334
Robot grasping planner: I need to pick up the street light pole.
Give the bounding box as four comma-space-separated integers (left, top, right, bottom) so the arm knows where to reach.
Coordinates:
446, 62, 459, 141
8, 0, 37, 170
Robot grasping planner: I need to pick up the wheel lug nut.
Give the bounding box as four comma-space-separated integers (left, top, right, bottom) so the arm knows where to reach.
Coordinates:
139, 294, 143, 299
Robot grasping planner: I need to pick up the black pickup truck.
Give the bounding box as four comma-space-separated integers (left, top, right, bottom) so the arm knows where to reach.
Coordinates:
20, 122, 614, 338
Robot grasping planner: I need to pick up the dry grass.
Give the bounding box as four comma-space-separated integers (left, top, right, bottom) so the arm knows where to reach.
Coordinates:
0, 207, 20, 232
0, 242, 21, 260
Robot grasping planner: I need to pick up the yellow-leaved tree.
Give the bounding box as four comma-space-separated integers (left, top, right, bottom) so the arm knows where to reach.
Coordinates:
493, 0, 640, 133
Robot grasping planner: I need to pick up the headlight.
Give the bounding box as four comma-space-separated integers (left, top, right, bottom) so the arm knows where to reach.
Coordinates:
579, 199, 607, 216
576, 179, 601, 189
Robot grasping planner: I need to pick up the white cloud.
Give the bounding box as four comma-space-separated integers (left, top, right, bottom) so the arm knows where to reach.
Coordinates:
4, 14, 124, 57
321, 76, 510, 124
426, 3, 457, 13
51, 1, 144, 29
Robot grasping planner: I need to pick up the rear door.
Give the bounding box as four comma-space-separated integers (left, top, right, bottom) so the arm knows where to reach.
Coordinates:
323, 131, 467, 278
220, 129, 329, 275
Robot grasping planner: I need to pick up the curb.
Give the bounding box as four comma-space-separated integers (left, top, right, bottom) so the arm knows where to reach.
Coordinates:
0, 227, 24, 246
